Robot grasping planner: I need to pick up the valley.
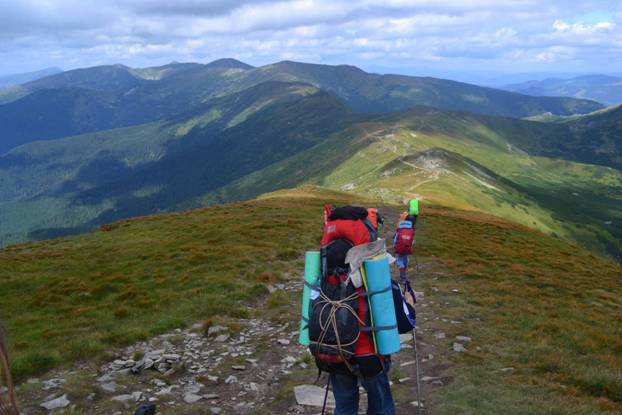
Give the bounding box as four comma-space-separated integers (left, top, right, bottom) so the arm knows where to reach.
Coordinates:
0, 62, 620, 263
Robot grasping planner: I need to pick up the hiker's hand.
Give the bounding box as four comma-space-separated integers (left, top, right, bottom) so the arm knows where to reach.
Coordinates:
404, 291, 415, 307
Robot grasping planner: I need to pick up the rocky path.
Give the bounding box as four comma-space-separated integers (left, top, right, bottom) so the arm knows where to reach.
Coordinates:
15, 213, 467, 414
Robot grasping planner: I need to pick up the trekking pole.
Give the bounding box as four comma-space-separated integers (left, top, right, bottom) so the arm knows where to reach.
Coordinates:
412, 326, 422, 414
414, 251, 420, 274
321, 376, 330, 415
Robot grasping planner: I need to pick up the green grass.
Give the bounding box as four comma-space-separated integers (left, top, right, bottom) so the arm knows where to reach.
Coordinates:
0, 187, 620, 413
0, 189, 369, 380
415, 206, 622, 414
206, 112, 622, 262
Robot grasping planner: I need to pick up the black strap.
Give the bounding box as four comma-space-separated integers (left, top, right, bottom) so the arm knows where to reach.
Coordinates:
361, 324, 398, 332
360, 285, 391, 297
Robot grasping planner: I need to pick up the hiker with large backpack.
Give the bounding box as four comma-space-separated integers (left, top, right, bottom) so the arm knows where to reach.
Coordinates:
307, 205, 396, 414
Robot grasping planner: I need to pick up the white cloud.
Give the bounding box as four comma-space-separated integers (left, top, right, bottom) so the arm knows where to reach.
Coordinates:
0, 0, 621, 75
553, 19, 614, 34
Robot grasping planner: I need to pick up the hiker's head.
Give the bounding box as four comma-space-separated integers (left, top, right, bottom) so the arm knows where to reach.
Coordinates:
0, 323, 18, 415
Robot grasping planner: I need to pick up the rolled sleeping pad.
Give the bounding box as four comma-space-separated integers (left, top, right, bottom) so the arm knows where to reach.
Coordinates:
360, 267, 379, 353
363, 255, 401, 355
409, 199, 419, 215
299, 251, 321, 346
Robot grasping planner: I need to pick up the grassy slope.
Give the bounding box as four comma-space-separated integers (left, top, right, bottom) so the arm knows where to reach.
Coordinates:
0, 82, 359, 245
0, 187, 620, 413
0, 187, 368, 380
415, 206, 622, 414
205, 110, 622, 262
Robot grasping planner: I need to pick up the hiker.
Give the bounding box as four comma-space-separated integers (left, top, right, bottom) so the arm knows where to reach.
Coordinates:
394, 199, 419, 282
397, 198, 419, 229
0, 323, 18, 415
330, 359, 394, 415
366, 207, 384, 232
310, 205, 396, 415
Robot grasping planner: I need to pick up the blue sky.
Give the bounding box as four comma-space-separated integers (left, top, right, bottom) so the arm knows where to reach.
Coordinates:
1, 0, 621, 82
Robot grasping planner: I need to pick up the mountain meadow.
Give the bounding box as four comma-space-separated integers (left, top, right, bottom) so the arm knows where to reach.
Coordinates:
1, 188, 621, 414
0, 59, 621, 414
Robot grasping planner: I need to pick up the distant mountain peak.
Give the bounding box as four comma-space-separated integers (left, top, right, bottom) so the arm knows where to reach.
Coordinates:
205, 58, 254, 70
272, 60, 366, 73
0, 67, 64, 88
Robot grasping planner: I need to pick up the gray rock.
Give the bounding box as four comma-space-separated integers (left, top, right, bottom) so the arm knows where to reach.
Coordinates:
152, 379, 167, 387
156, 363, 170, 372
225, 375, 238, 384
155, 385, 178, 396
410, 400, 425, 408
112, 392, 142, 403
111, 394, 134, 403
400, 360, 416, 367
232, 365, 246, 371
143, 359, 155, 370
209, 408, 222, 414
277, 339, 290, 345
500, 367, 515, 374
41, 378, 65, 391
214, 334, 230, 342
97, 374, 113, 383
434, 332, 446, 339
421, 376, 440, 382
294, 384, 335, 408
185, 383, 202, 394
288, 404, 305, 413
204, 393, 219, 400
453, 342, 466, 352
41, 394, 70, 410
456, 335, 471, 342
144, 349, 165, 360
100, 382, 119, 393
163, 367, 179, 376
184, 392, 203, 404
207, 375, 219, 383
208, 325, 228, 336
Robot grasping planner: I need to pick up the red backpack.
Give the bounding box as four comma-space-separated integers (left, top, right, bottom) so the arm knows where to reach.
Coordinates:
394, 226, 415, 255
309, 206, 384, 377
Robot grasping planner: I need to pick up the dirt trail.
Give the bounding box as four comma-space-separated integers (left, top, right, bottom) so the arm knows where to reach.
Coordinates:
14, 208, 458, 415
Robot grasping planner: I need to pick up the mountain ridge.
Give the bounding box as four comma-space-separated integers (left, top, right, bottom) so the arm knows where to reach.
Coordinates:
503, 74, 622, 105
0, 59, 603, 154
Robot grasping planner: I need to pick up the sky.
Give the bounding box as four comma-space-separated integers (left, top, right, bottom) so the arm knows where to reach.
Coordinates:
1, 0, 621, 83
